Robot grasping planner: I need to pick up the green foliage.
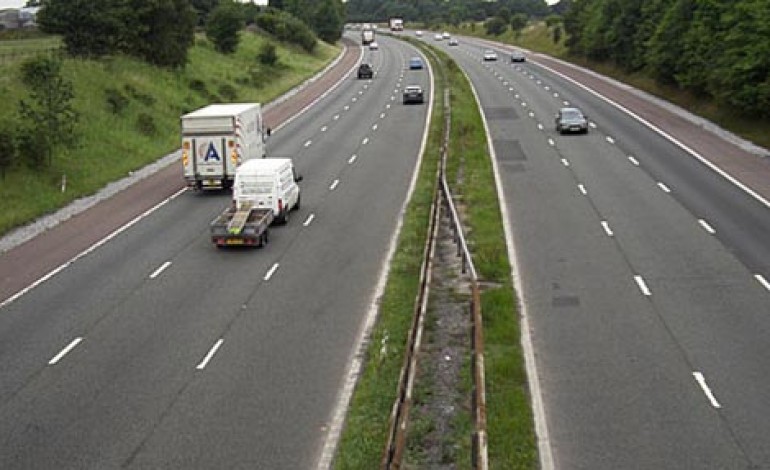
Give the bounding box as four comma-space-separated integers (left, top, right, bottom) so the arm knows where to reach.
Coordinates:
258, 41, 279, 66
484, 16, 508, 36
218, 83, 238, 101
0, 129, 16, 178
206, 1, 245, 54
125, 0, 197, 68
17, 55, 78, 168
136, 113, 157, 136
255, 8, 317, 52
105, 87, 130, 115
313, 0, 344, 43
37, 0, 123, 57
510, 13, 528, 37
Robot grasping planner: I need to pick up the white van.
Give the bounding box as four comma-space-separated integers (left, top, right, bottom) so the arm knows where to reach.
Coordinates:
232, 158, 301, 224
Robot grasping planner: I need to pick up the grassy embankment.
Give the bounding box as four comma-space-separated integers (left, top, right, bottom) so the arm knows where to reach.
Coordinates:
0, 32, 339, 236
334, 39, 537, 469
439, 21, 770, 151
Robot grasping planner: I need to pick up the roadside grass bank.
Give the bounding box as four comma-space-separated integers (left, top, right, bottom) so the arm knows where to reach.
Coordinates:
334, 39, 537, 469
433, 20, 770, 151
0, 32, 338, 237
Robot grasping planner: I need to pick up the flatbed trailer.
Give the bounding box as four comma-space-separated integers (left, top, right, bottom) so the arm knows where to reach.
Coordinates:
210, 203, 273, 247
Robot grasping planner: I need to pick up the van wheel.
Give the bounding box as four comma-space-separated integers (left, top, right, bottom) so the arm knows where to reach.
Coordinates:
280, 210, 289, 224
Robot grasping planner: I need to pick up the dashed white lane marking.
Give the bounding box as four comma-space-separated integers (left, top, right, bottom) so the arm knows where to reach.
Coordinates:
362, 137, 369, 145
352, 97, 358, 102
372, 124, 378, 131
589, 122, 597, 129
528, 111, 535, 118
544, 86, 550, 91
358, 90, 363, 95
515, 94, 520, 99
303, 214, 315, 227
548, 138, 555, 146
693, 372, 722, 408
304, 140, 312, 147
149, 261, 172, 279
344, 105, 350, 111
601, 221, 614, 237
49, 337, 83, 365
348, 154, 357, 164
333, 114, 340, 120
321, 126, 328, 132
509, 87, 514, 92
553, 92, 559, 98
196, 339, 224, 370
329, 179, 340, 191
657, 182, 671, 193
634, 275, 651, 296
264, 263, 280, 281
606, 136, 615, 144
578, 184, 587, 195
628, 156, 640, 166
563, 100, 570, 106
561, 159, 570, 167
386, 104, 391, 109
380, 112, 386, 119
698, 219, 716, 234
755, 274, 770, 291
522, 102, 528, 107
537, 123, 544, 131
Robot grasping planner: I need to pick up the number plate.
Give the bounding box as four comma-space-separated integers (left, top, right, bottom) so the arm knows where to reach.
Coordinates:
226, 239, 244, 245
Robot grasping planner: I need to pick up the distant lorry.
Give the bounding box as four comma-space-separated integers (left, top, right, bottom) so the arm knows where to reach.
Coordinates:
210, 158, 302, 248
181, 103, 269, 190
361, 26, 375, 45
389, 18, 403, 31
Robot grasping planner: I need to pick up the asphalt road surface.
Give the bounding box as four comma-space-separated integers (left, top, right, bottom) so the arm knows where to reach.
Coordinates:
429, 34, 770, 470
0, 35, 432, 469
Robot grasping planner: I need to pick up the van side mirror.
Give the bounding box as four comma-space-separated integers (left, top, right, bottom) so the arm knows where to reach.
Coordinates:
295, 175, 304, 182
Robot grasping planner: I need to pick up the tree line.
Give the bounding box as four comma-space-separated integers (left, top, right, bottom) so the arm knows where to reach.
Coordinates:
345, 0, 552, 25
563, 0, 770, 117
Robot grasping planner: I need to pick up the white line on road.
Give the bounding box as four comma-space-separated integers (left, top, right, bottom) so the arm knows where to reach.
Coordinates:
196, 339, 224, 370
601, 221, 614, 237
362, 137, 369, 145
334, 114, 340, 120
693, 372, 722, 408
348, 154, 357, 164
149, 261, 172, 279
351, 97, 357, 102
49, 337, 83, 365
303, 214, 315, 227
264, 263, 279, 281
628, 156, 640, 166
563, 100, 570, 106
344, 105, 350, 111
561, 158, 570, 167
634, 275, 651, 296
606, 136, 615, 144
589, 122, 597, 129
755, 274, 770, 291
321, 126, 328, 132
698, 219, 716, 234
329, 179, 340, 191
528, 111, 535, 118
537, 123, 544, 131
553, 92, 559, 97
548, 138, 555, 147
657, 182, 671, 193
372, 124, 378, 131
522, 102, 528, 107
578, 184, 587, 195
380, 112, 386, 119
544, 86, 550, 90
304, 140, 312, 148
386, 103, 391, 109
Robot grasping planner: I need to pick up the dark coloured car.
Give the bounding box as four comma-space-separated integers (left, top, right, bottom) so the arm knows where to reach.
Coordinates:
403, 85, 424, 104
409, 57, 423, 69
357, 63, 373, 79
555, 107, 589, 134
510, 50, 526, 62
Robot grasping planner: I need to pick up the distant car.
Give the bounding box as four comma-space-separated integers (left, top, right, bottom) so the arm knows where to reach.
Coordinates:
482, 50, 498, 61
442, 31, 451, 39
357, 63, 373, 79
415, 30, 423, 37
403, 85, 424, 104
510, 50, 526, 62
448, 38, 459, 46
408, 57, 423, 70
369, 41, 379, 50
434, 33, 443, 41
555, 107, 589, 134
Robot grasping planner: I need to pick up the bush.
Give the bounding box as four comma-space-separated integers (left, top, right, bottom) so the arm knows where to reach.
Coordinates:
189, 78, 208, 95
124, 84, 156, 107
0, 128, 17, 178
105, 87, 129, 114
254, 9, 316, 53
136, 113, 157, 136
258, 42, 278, 66
206, 1, 244, 54
218, 83, 238, 101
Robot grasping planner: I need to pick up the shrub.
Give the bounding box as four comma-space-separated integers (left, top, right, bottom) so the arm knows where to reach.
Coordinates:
254, 9, 316, 53
105, 87, 129, 114
258, 42, 278, 66
136, 113, 157, 136
218, 83, 238, 101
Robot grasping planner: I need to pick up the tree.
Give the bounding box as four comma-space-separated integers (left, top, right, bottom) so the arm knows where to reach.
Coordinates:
38, 0, 124, 58
484, 16, 508, 36
0, 129, 15, 179
17, 56, 78, 168
126, 0, 197, 68
206, 1, 244, 53
510, 13, 528, 38
191, 0, 220, 25
312, 0, 344, 43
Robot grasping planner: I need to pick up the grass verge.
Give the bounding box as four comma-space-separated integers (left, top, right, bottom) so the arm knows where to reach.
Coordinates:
334, 40, 537, 469
0, 32, 338, 236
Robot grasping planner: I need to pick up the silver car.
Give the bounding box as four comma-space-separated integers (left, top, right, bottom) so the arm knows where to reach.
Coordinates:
555, 107, 589, 134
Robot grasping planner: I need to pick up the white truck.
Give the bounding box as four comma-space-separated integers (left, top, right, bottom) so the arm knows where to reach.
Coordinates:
181, 103, 269, 190
210, 158, 302, 248
389, 18, 403, 31
361, 27, 375, 45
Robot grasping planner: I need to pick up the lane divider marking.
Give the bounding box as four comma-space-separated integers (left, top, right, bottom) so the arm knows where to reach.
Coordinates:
49, 337, 83, 365
698, 219, 716, 234
634, 275, 652, 296
693, 372, 721, 408
149, 261, 172, 279
196, 339, 224, 370
303, 214, 315, 227
264, 263, 279, 281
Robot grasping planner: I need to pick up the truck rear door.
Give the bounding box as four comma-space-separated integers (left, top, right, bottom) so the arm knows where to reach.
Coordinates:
188, 136, 229, 185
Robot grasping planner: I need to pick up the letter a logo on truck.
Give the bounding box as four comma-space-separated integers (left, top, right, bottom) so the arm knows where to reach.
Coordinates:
204, 142, 220, 162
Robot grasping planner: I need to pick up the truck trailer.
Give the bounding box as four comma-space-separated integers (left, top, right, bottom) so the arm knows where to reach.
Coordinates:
389, 18, 404, 31
361, 27, 375, 45
181, 103, 269, 190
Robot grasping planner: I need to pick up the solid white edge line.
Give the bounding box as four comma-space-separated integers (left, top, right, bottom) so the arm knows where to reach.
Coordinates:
601, 221, 614, 237
49, 337, 83, 365
196, 339, 224, 370
316, 46, 435, 470
657, 182, 671, 193
465, 70, 555, 470
264, 263, 279, 281
634, 275, 652, 296
1, 187, 188, 310
698, 219, 716, 234
693, 372, 722, 408
755, 274, 770, 291
149, 260, 172, 279
533, 60, 770, 210
303, 214, 315, 227
329, 179, 340, 191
